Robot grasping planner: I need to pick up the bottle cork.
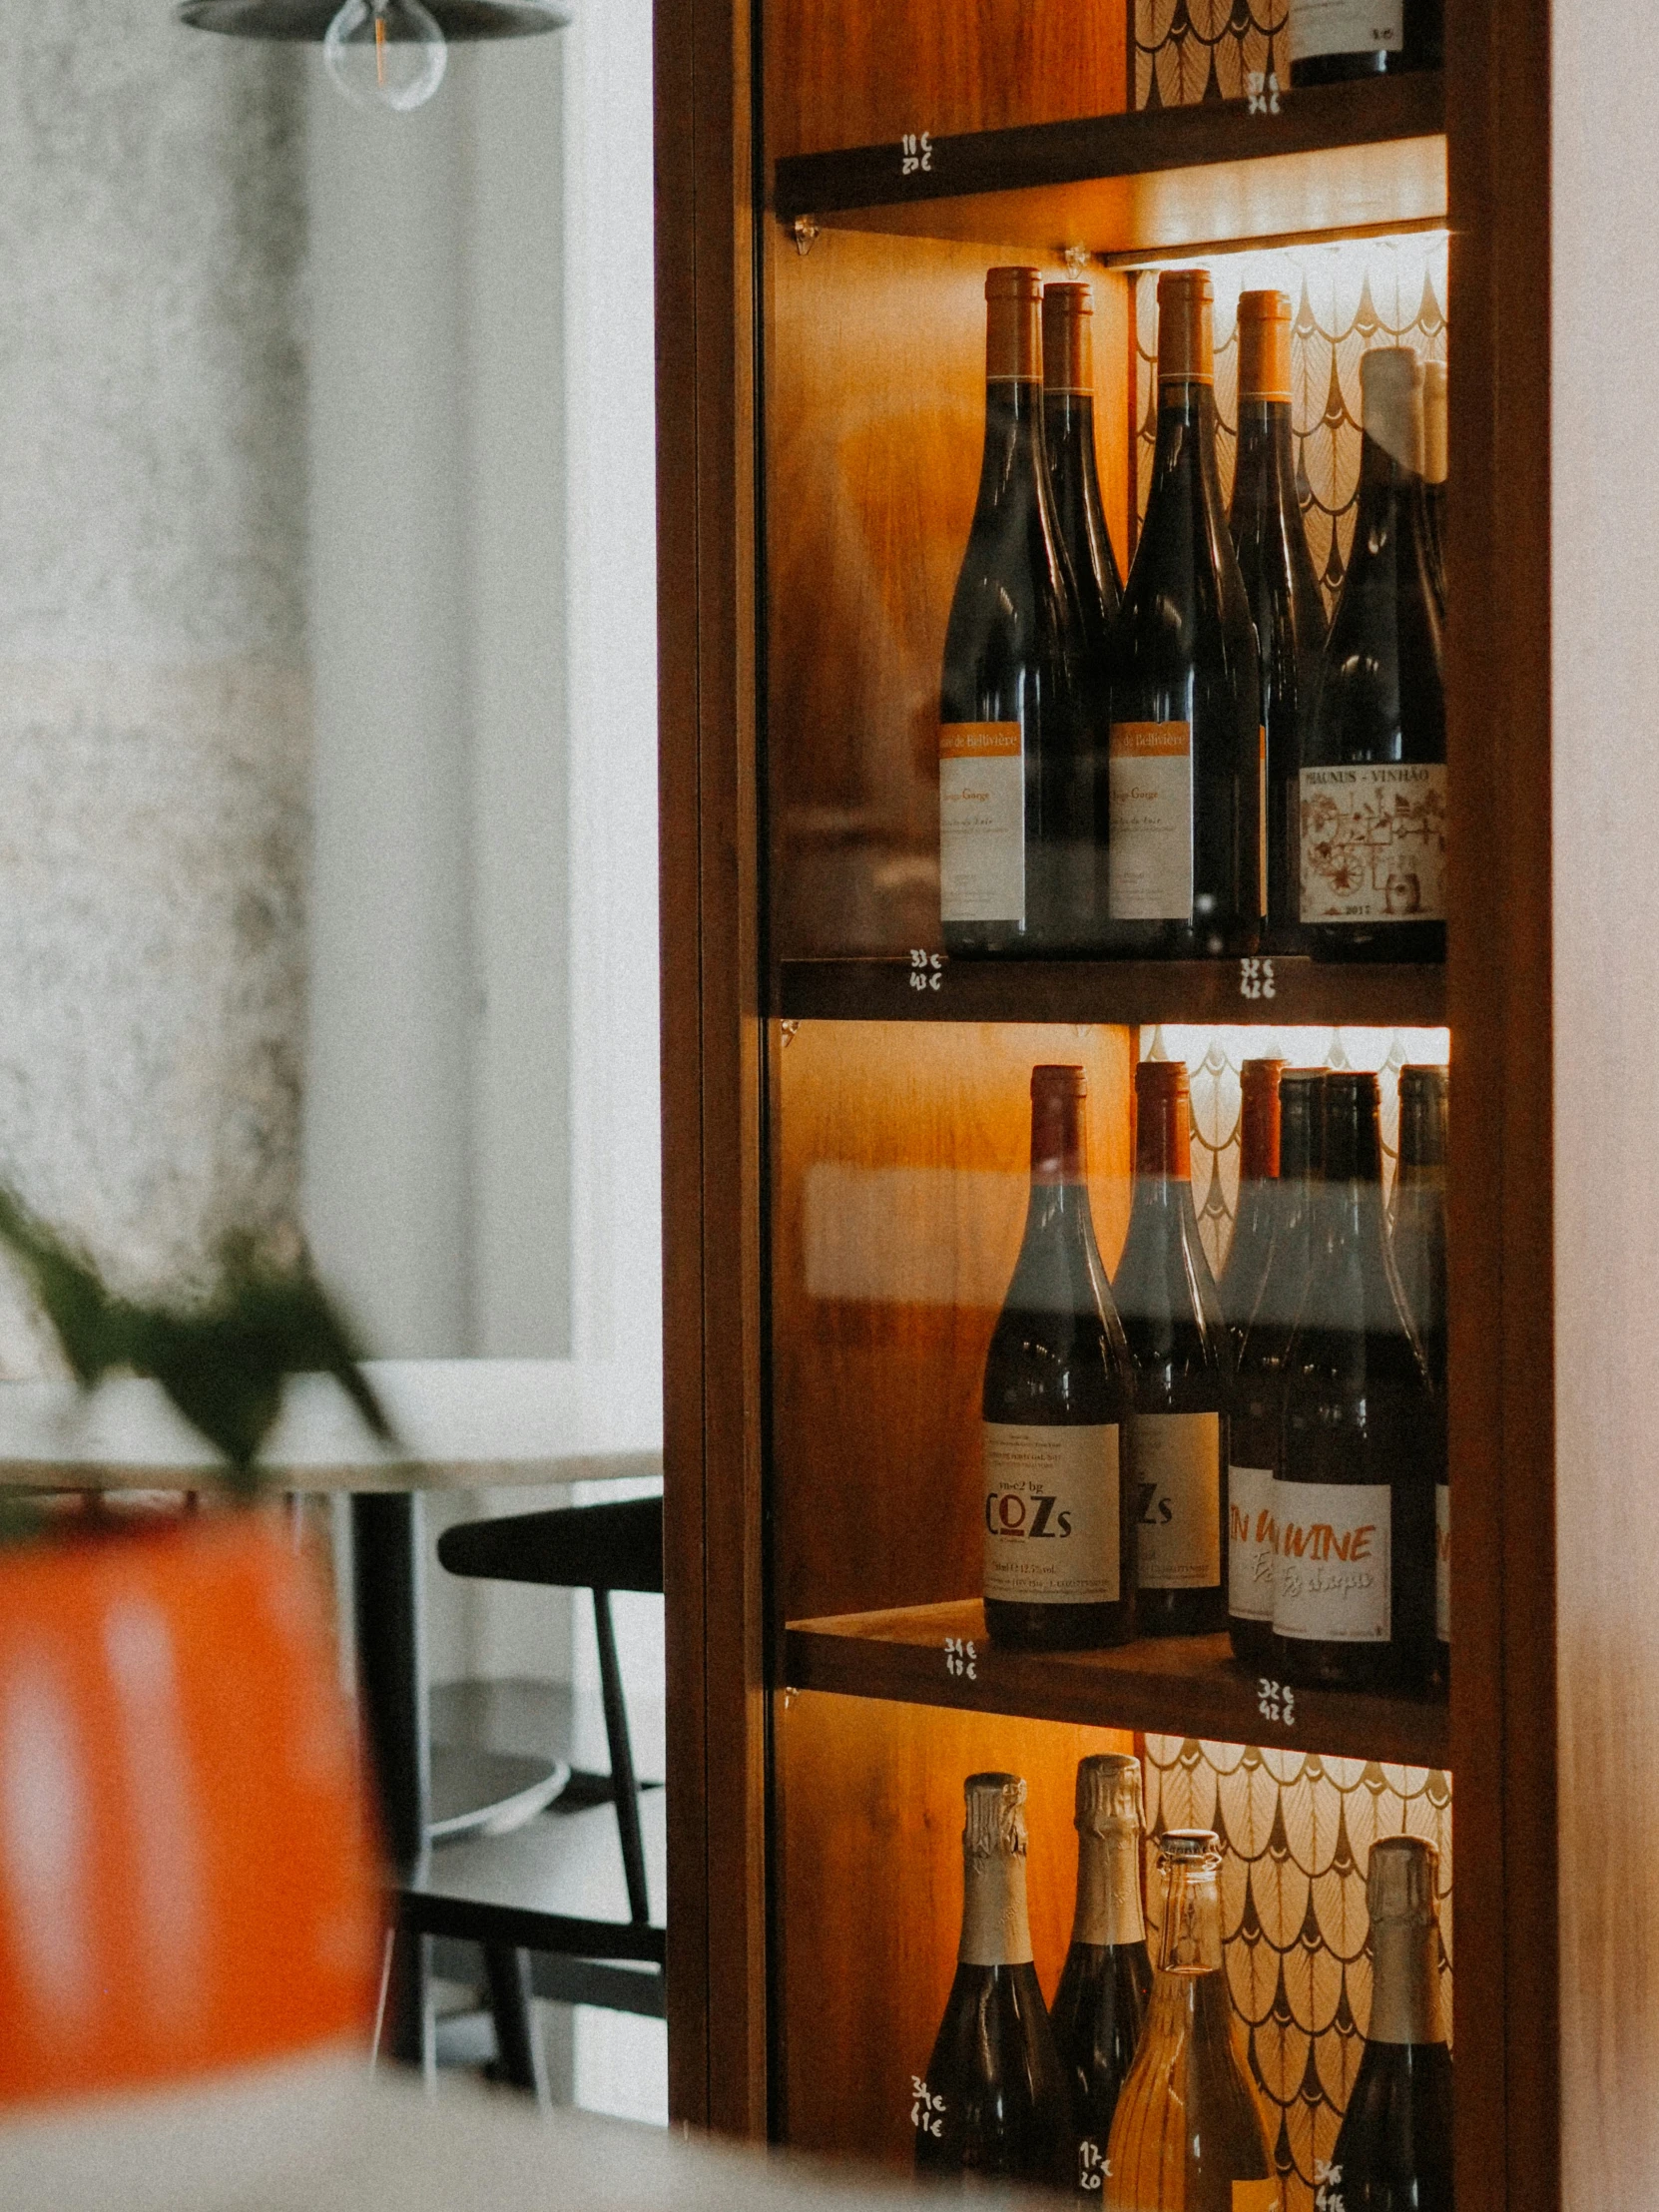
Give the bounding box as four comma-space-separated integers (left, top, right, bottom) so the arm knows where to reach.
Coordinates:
1075, 1753, 1144, 1836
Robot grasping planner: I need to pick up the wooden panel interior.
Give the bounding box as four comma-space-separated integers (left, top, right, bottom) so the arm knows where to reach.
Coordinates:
767, 227, 1130, 959
805, 134, 1445, 259
764, 0, 1127, 163
777, 1690, 1133, 2165
774, 1021, 1135, 1623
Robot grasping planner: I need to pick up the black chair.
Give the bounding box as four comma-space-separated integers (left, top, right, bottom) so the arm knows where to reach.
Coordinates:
381, 1493, 665, 2099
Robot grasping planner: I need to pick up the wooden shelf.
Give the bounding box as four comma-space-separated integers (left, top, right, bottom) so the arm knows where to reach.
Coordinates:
778, 955, 1446, 1027
774, 75, 1445, 257
785, 1598, 1448, 1769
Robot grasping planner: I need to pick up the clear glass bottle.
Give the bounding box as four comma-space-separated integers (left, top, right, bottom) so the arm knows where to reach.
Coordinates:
1105, 1830, 1280, 2212
1049, 1755, 1154, 2194
1327, 1837, 1453, 2211
914, 1772, 1074, 2191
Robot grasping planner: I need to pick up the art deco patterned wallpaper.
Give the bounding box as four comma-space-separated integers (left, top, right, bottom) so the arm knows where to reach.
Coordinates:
1134, 0, 1292, 111
1143, 1735, 1454, 2212
1134, 236, 1448, 611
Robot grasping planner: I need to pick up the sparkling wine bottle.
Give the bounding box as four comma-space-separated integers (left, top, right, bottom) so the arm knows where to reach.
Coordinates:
914, 1772, 1074, 2192
1230, 291, 1327, 954
1218, 1058, 1287, 1354
1288, 0, 1443, 86
1042, 279, 1123, 670
1050, 1755, 1154, 2195
941, 267, 1096, 957
1421, 360, 1447, 614
1326, 1837, 1453, 2211
1228, 1069, 1324, 1668
983, 1065, 1136, 1652
1104, 1830, 1280, 2212
1107, 270, 1261, 957
1114, 1059, 1227, 1638
1390, 1063, 1449, 1683
1275, 1073, 1439, 1693
1300, 347, 1445, 964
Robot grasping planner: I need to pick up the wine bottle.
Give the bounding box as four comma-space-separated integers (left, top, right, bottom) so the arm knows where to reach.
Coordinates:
1300, 347, 1446, 964
941, 268, 1096, 957
1288, 0, 1443, 86
1390, 1064, 1448, 1679
1113, 1059, 1227, 1637
1218, 1057, 1287, 1353
1050, 1755, 1154, 2196
1107, 270, 1262, 957
1042, 279, 1123, 670
1421, 359, 1447, 613
1229, 291, 1328, 954
1229, 1069, 1324, 1668
1104, 1830, 1280, 2212
1327, 1837, 1453, 2212
983, 1065, 1136, 1652
914, 1772, 1074, 2191
1275, 1073, 1439, 1693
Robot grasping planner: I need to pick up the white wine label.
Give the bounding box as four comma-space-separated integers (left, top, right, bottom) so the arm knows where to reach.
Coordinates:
1228, 1463, 1278, 1623
1300, 762, 1447, 924
1290, 0, 1402, 62
940, 722, 1024, 924
1108, 722, 1193, 921
1274, 1481, 1390, 1643
982, 1423, 1121, 1605
1435, 1481, 1450, 1642
1133, 1412, 1222, 1590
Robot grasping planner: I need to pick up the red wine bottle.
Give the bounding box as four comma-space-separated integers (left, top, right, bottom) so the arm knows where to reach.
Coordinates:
1219, 1057, 1287, 1353
1229, 1069, 1324, 1668
1275, 1073, 1438, 1693
1042, 279, 1122, 671
1230, 291, 1328, 955
914, 1772, 1073, 2192
1288, 0, 1443, 85
1049, 1755, 1153, 2196
983, 1065, 1136, 1652
1421, 359, 1447, 614
1390, 1064, 1448, 1682
1327, 1837, 1453, 2212
941, 268, 1096, 957
1301, 347, 1445, 964
1107, 270, 1261, 958
1113, 1059, 1227, 1637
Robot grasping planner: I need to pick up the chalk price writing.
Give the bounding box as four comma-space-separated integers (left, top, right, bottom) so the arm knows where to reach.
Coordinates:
945, 1636, 977, 1680
1239, 956, 1277, 1001
900, 132, 933, 176
909, 949, 945, 992
1245, 69, 1282, 115
1258, 1677, 1296, 1728
910, 2077, 945, 2137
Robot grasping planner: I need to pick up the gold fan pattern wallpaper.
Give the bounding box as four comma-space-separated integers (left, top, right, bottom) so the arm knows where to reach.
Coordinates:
1134, 0, 1293, 111
1143, 1735, 1453, 2212
1133, 237, 1448, 612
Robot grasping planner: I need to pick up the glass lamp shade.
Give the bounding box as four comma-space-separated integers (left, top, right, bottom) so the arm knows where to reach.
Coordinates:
176, 0, 570, 36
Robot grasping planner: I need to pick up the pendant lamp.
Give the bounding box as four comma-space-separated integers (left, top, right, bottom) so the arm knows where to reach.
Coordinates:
177, 0, 570, 114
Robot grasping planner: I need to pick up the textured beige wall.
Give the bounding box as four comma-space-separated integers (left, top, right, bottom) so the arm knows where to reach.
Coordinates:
0, 4, 309, 1360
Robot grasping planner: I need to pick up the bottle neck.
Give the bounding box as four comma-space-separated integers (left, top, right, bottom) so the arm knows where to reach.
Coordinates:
1234, 397, 1300, 510
1072, 1826, 1145, 1949
1157, 1861, 1223, 1975
1369, 1918, 1443, 2045
1149, 380, 1224, 502
974, 378, 1048, 518
1135, 1084, 1192, 1182
959, 1850, 1034, 1967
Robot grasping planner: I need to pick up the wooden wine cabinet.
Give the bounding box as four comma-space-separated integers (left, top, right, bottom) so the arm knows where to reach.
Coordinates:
654, 0, 1653, 2202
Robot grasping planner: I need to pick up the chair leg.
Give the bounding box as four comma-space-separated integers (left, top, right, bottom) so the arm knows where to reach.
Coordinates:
483, 1943, 549, 2105
593, 1588, 649, 1925
379, 1928, 435, 2079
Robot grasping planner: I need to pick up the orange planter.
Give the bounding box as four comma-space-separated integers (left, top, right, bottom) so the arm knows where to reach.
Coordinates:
0, 1514, 380, 2106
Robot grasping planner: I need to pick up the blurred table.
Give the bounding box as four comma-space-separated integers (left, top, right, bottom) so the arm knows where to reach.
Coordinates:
0, 2055, 926, 2212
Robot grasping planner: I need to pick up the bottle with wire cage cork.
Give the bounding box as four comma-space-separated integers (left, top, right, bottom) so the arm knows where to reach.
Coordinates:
913, 1772, 1073, 2190
1105, 1830, 1280, 2211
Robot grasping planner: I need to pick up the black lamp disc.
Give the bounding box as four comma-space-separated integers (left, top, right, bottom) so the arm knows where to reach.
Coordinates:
177, 0, 569, 37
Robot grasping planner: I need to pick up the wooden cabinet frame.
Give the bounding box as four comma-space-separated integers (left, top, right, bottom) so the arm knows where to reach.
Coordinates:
650, 0, 1623, 2200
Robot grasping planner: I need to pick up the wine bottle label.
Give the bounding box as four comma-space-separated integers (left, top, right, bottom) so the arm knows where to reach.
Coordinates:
1289, 0, 1402, 62
1435, 1481, 1449, 1642
1299, 763, 1447, 924
939, 723, 1024, 923
1273, 1481, 1390, 1643
1108, 722, 1193, 921
1228, 1462, 1278, 1623
1132, 1412, 1221, 1590
983, 1423, 1121, 1604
